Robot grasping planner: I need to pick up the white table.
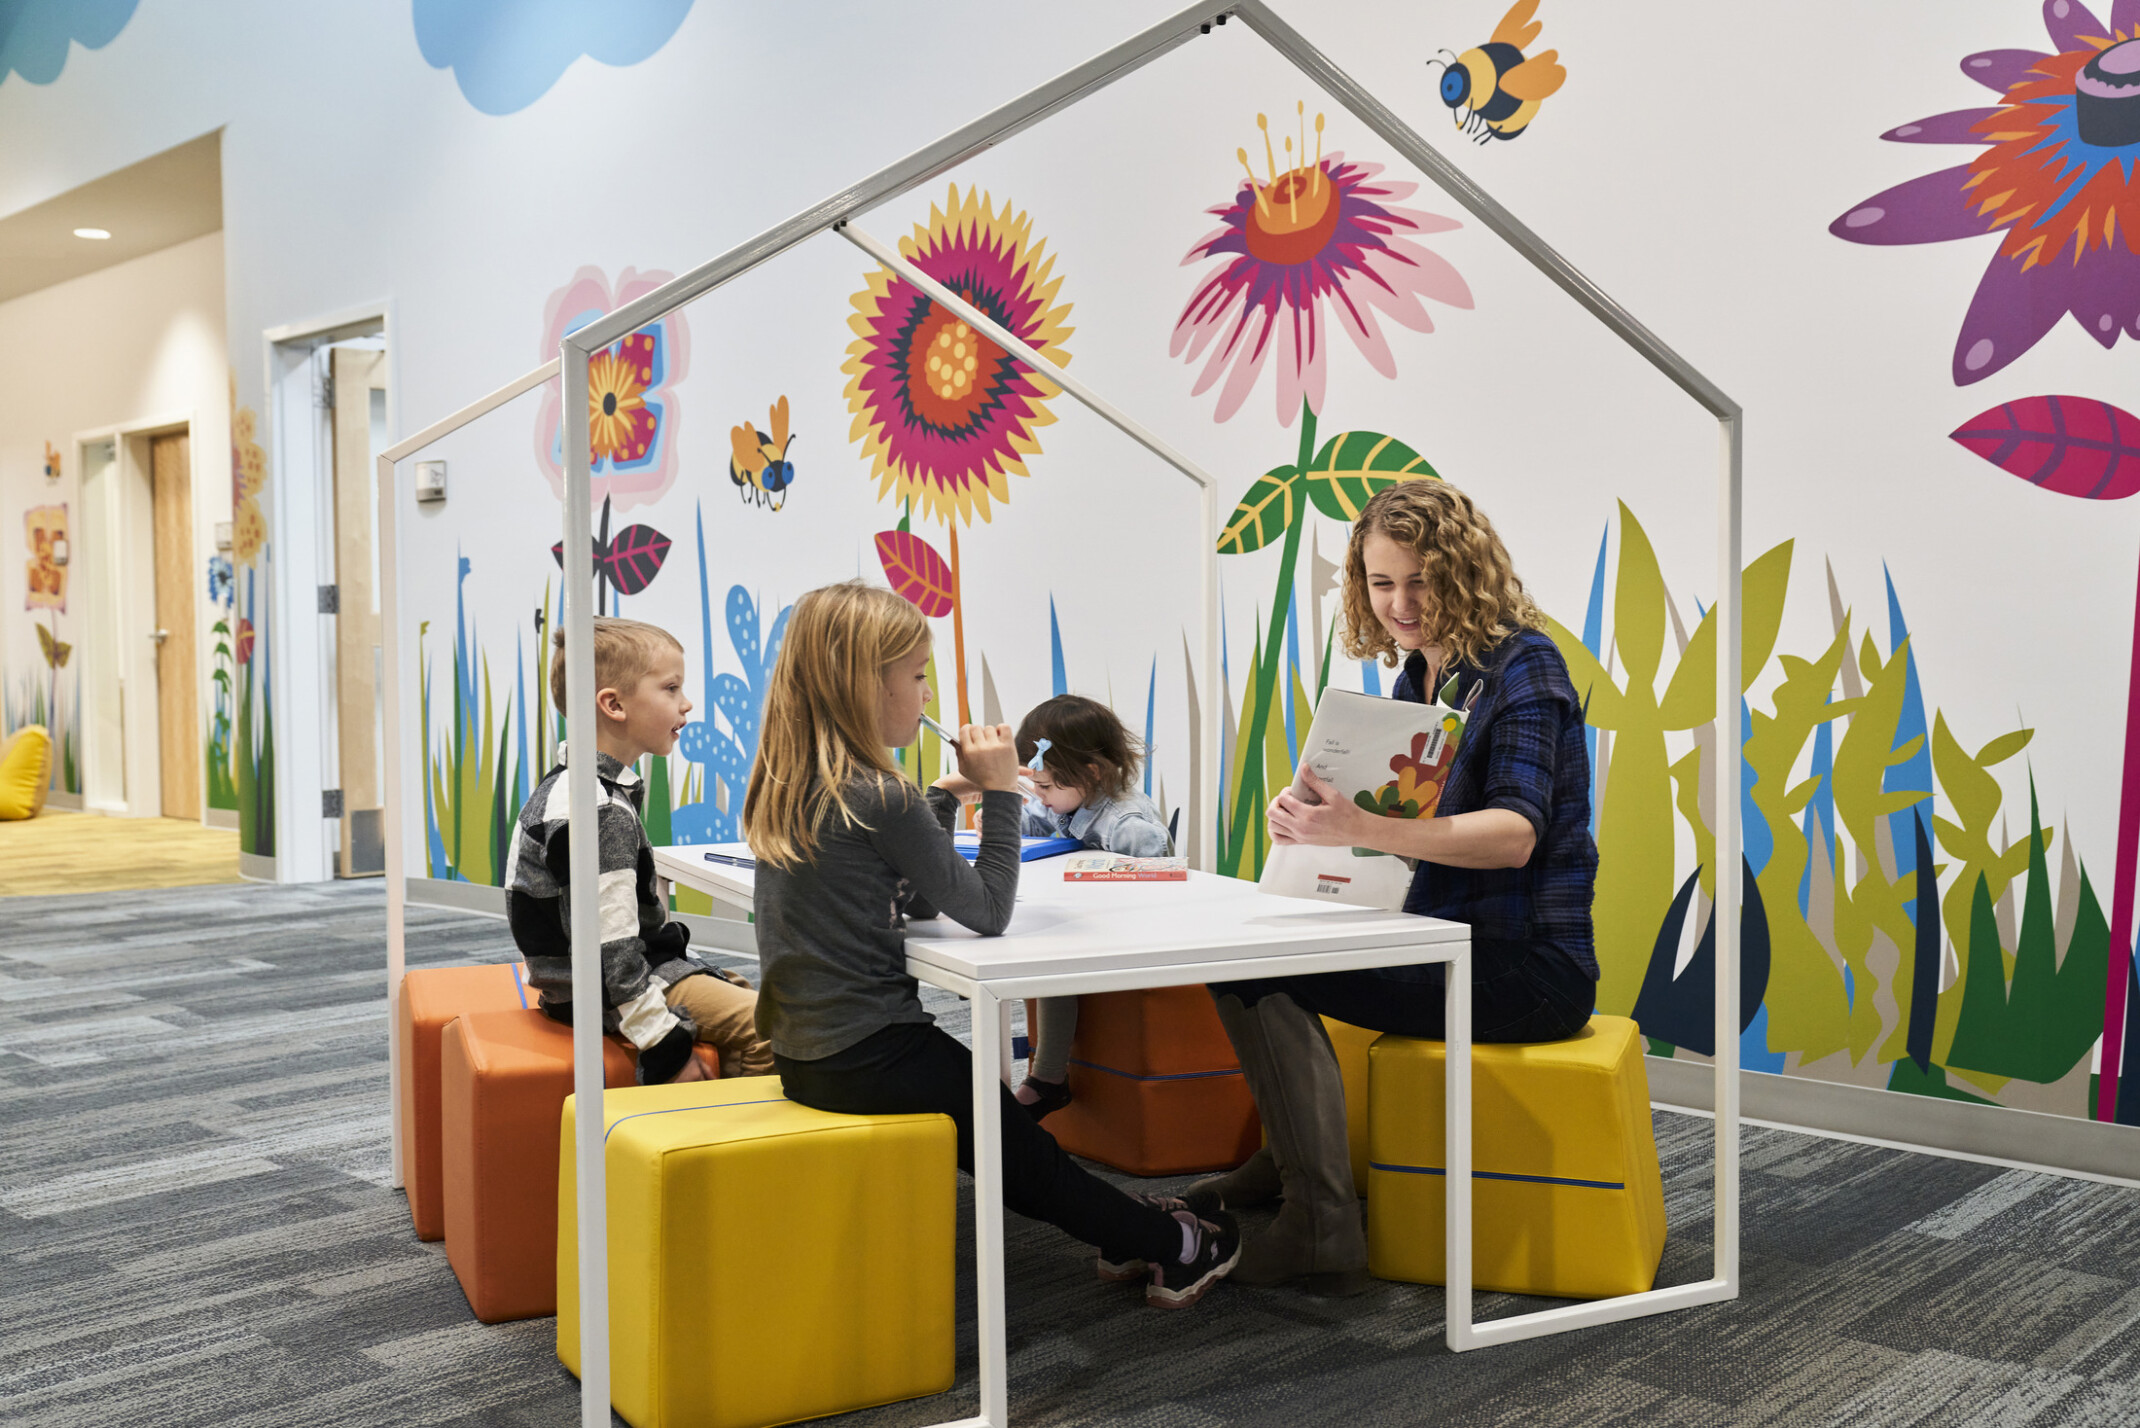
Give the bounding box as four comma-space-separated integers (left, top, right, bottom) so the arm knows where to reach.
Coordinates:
656, 843, 1486, 1428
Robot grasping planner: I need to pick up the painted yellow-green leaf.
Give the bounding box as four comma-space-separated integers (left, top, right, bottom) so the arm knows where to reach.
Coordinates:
1613, 501, 1666, 691
1932, 713, 1999, 837
1302, 431, 1439, 521
1976, 728, 2032, 767
1544, 615, 1627, 729
1657, 539, 1794, 731
1217, 465, 1305, 554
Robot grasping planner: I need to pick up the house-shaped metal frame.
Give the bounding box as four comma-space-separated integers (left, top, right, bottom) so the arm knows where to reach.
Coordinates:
375, 5, 1743, 1423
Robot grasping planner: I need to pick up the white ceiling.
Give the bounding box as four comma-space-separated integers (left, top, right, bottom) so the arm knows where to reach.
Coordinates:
0, 130, 222, 305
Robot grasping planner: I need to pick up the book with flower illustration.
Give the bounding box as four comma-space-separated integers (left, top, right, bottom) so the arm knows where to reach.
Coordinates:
1258, 676, 1471, 911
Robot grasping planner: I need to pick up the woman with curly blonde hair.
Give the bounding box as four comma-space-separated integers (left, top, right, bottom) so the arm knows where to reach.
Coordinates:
1189, 480, 1599, 1296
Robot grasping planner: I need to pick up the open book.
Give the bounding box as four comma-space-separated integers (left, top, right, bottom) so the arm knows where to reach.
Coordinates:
1257, 676, 1471, 910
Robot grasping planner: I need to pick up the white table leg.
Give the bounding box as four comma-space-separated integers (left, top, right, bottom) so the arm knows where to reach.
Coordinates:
969, 984, 1010, 1427
1000, 998, 1016, 1086
1443, 940, 1475, 1352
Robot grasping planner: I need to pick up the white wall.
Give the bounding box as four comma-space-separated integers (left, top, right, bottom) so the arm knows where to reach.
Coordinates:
0, 230, 232, 815
3, 0, 2135, 1128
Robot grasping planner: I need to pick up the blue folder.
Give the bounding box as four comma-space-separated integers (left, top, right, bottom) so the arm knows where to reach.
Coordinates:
952, 832, 1082, 863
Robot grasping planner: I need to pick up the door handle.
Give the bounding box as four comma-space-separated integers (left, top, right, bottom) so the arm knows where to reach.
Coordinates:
149, 629, 169, 644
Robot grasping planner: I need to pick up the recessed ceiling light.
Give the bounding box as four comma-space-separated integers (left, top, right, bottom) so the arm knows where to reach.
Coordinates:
73, 227, 111, 240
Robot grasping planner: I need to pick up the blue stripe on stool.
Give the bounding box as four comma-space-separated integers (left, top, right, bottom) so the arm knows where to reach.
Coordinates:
1368, 1161, 1625, 1191
1066, 1058, 1244, 1083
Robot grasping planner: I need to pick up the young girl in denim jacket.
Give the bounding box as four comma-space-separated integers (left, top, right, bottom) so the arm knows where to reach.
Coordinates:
1001, 694, 1172, 1119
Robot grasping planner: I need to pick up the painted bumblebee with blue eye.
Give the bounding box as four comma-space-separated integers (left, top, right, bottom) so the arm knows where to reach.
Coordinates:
728, 395, 797, 510
1430, 0, 1566, 144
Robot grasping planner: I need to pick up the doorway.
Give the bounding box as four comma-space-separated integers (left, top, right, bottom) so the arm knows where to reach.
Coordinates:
149, 430, 200, 822
265, 309, 392, 882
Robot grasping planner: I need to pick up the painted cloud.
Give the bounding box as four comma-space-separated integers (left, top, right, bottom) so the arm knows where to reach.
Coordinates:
412, 0, 695, 116
0, 0, 137, 86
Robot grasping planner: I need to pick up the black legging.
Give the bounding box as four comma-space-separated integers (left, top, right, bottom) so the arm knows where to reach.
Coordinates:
776, 1020, 1181, 1262
1211, 938, 1597, 1043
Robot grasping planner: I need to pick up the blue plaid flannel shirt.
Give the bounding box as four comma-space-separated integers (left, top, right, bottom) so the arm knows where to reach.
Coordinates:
1391, 628, 1600, 981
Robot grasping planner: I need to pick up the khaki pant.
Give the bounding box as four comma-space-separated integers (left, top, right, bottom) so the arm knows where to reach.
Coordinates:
665, 971, 775, 1078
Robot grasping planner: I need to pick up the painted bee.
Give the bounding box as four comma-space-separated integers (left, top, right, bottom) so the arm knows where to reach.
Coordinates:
1430, 0, 1566, 144
728, 396, 796, 510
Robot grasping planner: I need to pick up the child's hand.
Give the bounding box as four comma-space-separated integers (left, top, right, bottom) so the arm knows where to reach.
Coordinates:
957, 723, 1021, 793
668, 1052, 712, 1084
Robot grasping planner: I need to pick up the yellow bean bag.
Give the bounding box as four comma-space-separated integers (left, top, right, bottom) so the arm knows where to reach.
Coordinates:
0, 724, 51, 820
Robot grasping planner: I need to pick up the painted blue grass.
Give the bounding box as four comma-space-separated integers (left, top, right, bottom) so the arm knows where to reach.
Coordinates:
1883, 569, 1934, 925
1581, 524, 1608, 839
1049, 596, 1067, 697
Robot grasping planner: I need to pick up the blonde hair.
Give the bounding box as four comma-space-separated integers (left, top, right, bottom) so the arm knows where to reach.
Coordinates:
744, 581, 930, 870
550, 617, 683, 711
1339, 481, 1544, 671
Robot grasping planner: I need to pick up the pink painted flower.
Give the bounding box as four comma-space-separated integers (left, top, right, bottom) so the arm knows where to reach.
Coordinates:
533, 265, 692, 512
1173, 109, 1473, 425
843, 185, 1073, 527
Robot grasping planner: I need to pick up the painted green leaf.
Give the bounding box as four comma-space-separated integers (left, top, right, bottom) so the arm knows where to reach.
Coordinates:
1302, 431, 1438, 521
1658, 539, 1793, 730
1975, 728, 2032, 767
1217, 465, 1305, 554
1613, 501, 1667, 690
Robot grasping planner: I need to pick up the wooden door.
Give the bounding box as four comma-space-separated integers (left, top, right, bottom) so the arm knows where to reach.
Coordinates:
150, 431, 199, 822
332, 347, 387, 876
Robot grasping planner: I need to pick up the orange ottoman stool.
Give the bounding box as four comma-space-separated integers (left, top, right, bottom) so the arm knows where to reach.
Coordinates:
396, 963, 531, 1241
441, 1008, 717, 1323
1030, 987, 1259, 1176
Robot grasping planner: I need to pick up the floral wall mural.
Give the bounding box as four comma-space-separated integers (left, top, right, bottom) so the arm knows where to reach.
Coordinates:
846, 183, 1074, 766
231, 376, 273, 856
1176, 108, 1468, 876
534, 265, 692, 514
1830, 1, 2140, 385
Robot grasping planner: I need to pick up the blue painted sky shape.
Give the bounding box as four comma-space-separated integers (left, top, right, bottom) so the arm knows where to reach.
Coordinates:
0, 0, 138, 85
413, 0, 694, 116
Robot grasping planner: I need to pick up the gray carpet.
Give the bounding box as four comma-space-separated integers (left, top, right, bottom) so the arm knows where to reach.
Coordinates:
4, 882, 2138, 1428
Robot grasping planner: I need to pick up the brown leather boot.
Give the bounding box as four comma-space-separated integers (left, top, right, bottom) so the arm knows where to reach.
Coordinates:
1184, 1143, 1281, 1216
1212, 992, 1368, 1295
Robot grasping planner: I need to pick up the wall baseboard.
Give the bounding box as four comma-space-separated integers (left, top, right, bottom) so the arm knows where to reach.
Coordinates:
1646, 1055, 2139, 1184
203, 808, 238, 830
405, 877, 757, 956
44, 790, 83, 811
238, 852, 276, 882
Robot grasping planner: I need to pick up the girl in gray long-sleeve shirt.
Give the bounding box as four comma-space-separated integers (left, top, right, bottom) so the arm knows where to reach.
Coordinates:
741, 581, 1239, 1310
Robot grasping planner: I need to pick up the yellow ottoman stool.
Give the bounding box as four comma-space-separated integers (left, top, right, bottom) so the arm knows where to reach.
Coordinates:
1366, 1014, 1665, 1300
558, 1077, 957, 1428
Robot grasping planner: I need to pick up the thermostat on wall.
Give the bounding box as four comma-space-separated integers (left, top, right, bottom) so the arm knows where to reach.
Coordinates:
415, 460, 447, 504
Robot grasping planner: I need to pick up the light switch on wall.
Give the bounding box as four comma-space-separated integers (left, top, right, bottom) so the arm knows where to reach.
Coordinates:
415, 460, 447, 503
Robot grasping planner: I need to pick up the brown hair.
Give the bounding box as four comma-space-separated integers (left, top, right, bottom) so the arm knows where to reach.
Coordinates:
549, 617, 683, 711
1015, 694, 1140, 802
743, 581, 930, 870
1339, 481, 1544, 670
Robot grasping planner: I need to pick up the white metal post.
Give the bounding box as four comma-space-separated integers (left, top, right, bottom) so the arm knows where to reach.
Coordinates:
378, 451, 407, 1187
1715, 413, 1744, 1290
560, 341, 611, 1428
1443, 939, 1473, 1351
969, 984, 1010, 1427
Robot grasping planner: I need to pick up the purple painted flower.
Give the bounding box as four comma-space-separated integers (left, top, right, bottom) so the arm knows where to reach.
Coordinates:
1831, 1, 2140, 384
1173, 108, 1472, 425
